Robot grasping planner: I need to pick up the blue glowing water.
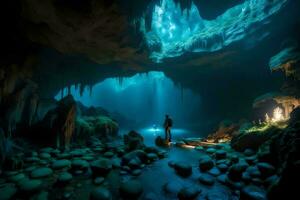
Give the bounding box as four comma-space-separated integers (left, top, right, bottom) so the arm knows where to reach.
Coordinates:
141, 0, 287, 62
55, 71, 201, 128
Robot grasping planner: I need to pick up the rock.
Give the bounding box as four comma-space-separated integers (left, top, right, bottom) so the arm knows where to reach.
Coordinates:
131, 169, 142, 176
168, 161, 176, 168
90, 187, 112, 200
230, 154, 239, 163
103, 152, 114, 158
206, 148, 216, 154
52, 159, 71, 170
208, 167, 221, 176
228, 163, 248, 181
122, 150, 147, 165
94, 177, 105, 185
128, 157, 142, 169
198, 174, 215, 186
91, 158, 112, 176
25, 157, 40, 163
111, 158, 121, 168
217, 174, 227, 184
217, 164, 229, 173
241, 185, 267, 200
19, 179, 42, 193
173, 162, 192, 177
246, 166, 261, 178
177, 186, 201, 200
0, 184, 17, 200
242, 172, 252, 183
163, 182, 181, 194
39, 153, 51, 159
8, 173, 26, 183
257, 162, 276, 179
146, 153, 158, 162
31, 167, 53, 178
71, 159, 90, 171
195, 146, 204, 151
123, 131, 144, 151
264, 175, 278, 187
57, 172, 73, 183
155, 136, 169, 147
143, 192, 158, 200
215, 150, 227, 160
244, 149, 255, 157
119, 180, 143, 199
32, 190, 49, 200
199, 157, 214, 171
245, 156, 257, 165
205, 188, 232, 200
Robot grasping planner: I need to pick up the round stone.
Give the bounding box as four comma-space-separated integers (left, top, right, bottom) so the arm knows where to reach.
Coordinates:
31, 167, 53, 178
0, 184, 17, 200
163, 182, 181, 194
91, 159, 112, 176
90, 187, 112, 200
72, 159, 90, 170
199, 174, 215, 186
39, 153, 51, 159
241, 185, 266, 200
52, 159, 71, 170
8, 173, 26, 183
94, 177, 105, 185
199, 157, 214, 171
147, 153, 158, 162
19, 179, 42, 193
257, 162, 276, 178
206, 148, 216, 154
132, 169, 142, 176
173, 162, 192, 177
217, 164, 229, 173
119, 180, 143, 199
57, 172, 73, 183
177, 186, 201, 200
215, 150, 227, 160
103, 152, 114, 158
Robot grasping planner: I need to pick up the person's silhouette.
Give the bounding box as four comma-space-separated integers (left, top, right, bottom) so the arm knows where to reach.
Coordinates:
164, 115, 173, 142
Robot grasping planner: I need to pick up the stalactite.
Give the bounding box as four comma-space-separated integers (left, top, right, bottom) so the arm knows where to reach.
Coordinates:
79, 84, 84, 96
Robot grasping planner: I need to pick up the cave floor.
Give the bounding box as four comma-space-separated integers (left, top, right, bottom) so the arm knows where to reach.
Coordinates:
0, 138, 270, 200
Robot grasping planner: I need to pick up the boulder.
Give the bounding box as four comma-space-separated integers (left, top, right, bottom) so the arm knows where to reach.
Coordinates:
241, 185, 267, 200
19, 179, 42, 193
177, 186, 201, 200
122, 150, 147, 165
199, 157, 214, 171
123, 131, 144, 151
173, 162, 192, 177
91, 158, 112, 176
0, 184, 17, 200
52, 159, 71, 170
119, 180, 143, 199
31, 167, 53, 178
90, 187, 112, 200
198, 174, 215, 186
57, 172, 73, 183
215, 150, 227, 160
228, 163, 248, 181
163, 182, 181, 194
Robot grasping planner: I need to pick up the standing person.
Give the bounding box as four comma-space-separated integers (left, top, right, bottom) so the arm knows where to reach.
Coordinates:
164, 115, 173, 142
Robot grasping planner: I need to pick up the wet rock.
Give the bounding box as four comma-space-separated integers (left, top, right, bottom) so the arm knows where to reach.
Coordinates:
90, 186, 112, 200
246, 166, 261, 178
177, 186, 201, 200
124, 131, 144, 151
146, 153, 158, 162
103, 152, 114, 158
242, 172, 252, 183
91, 158, 112, 176
32, 190, 49, 200
173, 162, 192, 177
206, 148, 216, 154
168, 161, 176, 168
241, 185, 267, 200
143, 192, 158, 200
228, 163, 248, 181
31, 167, 53, 178
198, 174, 215, 186
245, 156, 257, 165
217, 164, 229, 173
57, 153, 71, 159
195, 146, 204, 151
244, 149, 255, 157
25, 157, 40, 163
131, 169, 142, 176
19, 179, 42, 193
163, 182, 181, 194
155, 136, 169, 147
217, 174, 227, 184
111, 158, 121, 168
39, 153, 51, 159
57, 172, 72, 183
206, 188, 232, 200
257, 162, 276, 178
264, 175, 278, 187
0, 184, 17, 200
199, 157, 214, 171
122, 150, 147, 165
94, 177, 105, 185
230, 154, 239, 163
119, 180, 143, 199
128, 157, 142, 169
208, 167, 221, 176
71, 159, 89, 171
215, 150, 227, 160
52, 159, 71, 170
8, 173, 26, 183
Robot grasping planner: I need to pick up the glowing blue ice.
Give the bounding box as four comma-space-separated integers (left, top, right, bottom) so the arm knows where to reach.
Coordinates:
141, 0, 288, 62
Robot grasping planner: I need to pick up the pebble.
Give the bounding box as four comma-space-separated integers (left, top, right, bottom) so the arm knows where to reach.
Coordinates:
31, 167, 53, 178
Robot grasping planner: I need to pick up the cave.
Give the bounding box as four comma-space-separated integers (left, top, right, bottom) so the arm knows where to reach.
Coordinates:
0, 0, 300, 199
